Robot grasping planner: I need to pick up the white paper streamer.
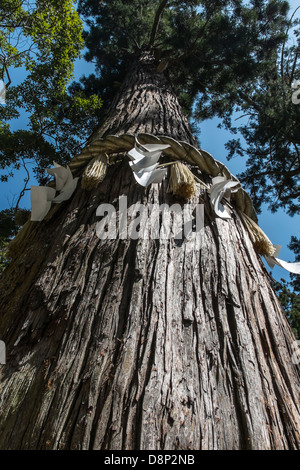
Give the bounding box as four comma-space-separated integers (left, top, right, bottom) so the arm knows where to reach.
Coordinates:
265, 245, 300, 274
135, 139, 171, 154
128, 139, 170, 187
47, 162, 79, 204
30, 163, 79, 221
209, 176, 240, 219
129, 154, 161, 172
30, 186, 56, 221
47, 162, 71, 191
132, 167, 167, 186
52, 177, 79, 203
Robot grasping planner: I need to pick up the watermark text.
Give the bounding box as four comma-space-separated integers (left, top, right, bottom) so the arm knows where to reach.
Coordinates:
96, 196, 204, 241
292, 80, 300, 104
0, 340, 6, 364
0, 80, 6, 104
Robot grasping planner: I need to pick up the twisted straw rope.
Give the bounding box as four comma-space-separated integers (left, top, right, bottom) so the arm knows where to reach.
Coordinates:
68, 133, 257, 222
238, 211, 275, 257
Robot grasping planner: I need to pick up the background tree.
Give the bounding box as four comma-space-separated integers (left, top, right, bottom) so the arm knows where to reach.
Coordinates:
272, 277, 300, 337
0, 0, 103, 204
0, 0, 299, 450
217, 7, 300, 217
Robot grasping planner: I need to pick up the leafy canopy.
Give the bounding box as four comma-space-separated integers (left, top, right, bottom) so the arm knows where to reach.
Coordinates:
221, 8, 300, 216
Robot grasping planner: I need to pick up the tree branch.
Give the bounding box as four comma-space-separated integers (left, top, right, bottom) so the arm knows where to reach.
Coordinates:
289, 52, 299, 86
3, 61, 11, 88
148, 0, 169, 49
15, 159, 30, 211
244, 166, 300, 180
280, 6, 300, 80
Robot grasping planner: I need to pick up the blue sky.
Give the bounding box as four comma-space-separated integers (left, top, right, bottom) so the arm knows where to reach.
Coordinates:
0, 1, 299, 284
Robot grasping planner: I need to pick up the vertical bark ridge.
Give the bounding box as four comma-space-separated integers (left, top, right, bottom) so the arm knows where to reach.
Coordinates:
92, 52, 198, 146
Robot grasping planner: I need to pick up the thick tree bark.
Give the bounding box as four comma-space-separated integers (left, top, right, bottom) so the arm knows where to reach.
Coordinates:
0, 53, 299, 450
91, 52, 198, 143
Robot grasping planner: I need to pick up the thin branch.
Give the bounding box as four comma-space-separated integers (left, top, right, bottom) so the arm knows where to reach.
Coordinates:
15, 159, 30, 211
148, 0, 169, 49
289, 52, 299, 86
234, 112, 253, 121
237, 89, 262, 114
245, 166, 300, 179
280, 6, 300, 80
292, 142, 300, 161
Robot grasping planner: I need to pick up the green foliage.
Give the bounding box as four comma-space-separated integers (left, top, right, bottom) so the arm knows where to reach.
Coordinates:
272, 277, 300, 338
223, 19, 300, 216
0, 0, 103, 189
271, 236, 300, 337
289, 236, 300, 292
194, 3, 300, 215
0, 207, 29, 276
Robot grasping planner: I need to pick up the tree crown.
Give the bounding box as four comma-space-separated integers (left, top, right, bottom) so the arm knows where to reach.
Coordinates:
77, 0, 299, 215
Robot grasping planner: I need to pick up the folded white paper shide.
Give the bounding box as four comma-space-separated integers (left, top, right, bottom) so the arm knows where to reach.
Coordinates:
128, 139, 170, 187
265, 244, 300, 274
30, 186, 56, 222
47, 163, 79, 203
209, 176, 240, 219
46, 162, 71, 191
30, 162, 78, 221
209, 176, 300, 275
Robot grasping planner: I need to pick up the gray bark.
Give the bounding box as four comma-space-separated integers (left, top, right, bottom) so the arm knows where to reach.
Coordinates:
0, 52, 299, 450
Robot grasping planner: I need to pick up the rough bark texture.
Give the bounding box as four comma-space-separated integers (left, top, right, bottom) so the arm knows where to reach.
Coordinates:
0, 53, 299, 450
91, 53, 198, 144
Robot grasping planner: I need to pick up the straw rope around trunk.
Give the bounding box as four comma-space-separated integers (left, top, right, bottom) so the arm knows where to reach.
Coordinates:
67, 133, 281, 260
6, 132, 262, 260
238, 210, 276, 257
68, 132, 257, 222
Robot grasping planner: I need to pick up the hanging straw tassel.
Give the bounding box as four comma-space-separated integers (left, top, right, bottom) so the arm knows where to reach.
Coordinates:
81, 154, 108, 190
167, 161, 197, 200
239, 211, 275, 257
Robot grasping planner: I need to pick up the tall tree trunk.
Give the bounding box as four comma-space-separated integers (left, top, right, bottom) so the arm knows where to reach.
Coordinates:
0, 52, 299, 450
